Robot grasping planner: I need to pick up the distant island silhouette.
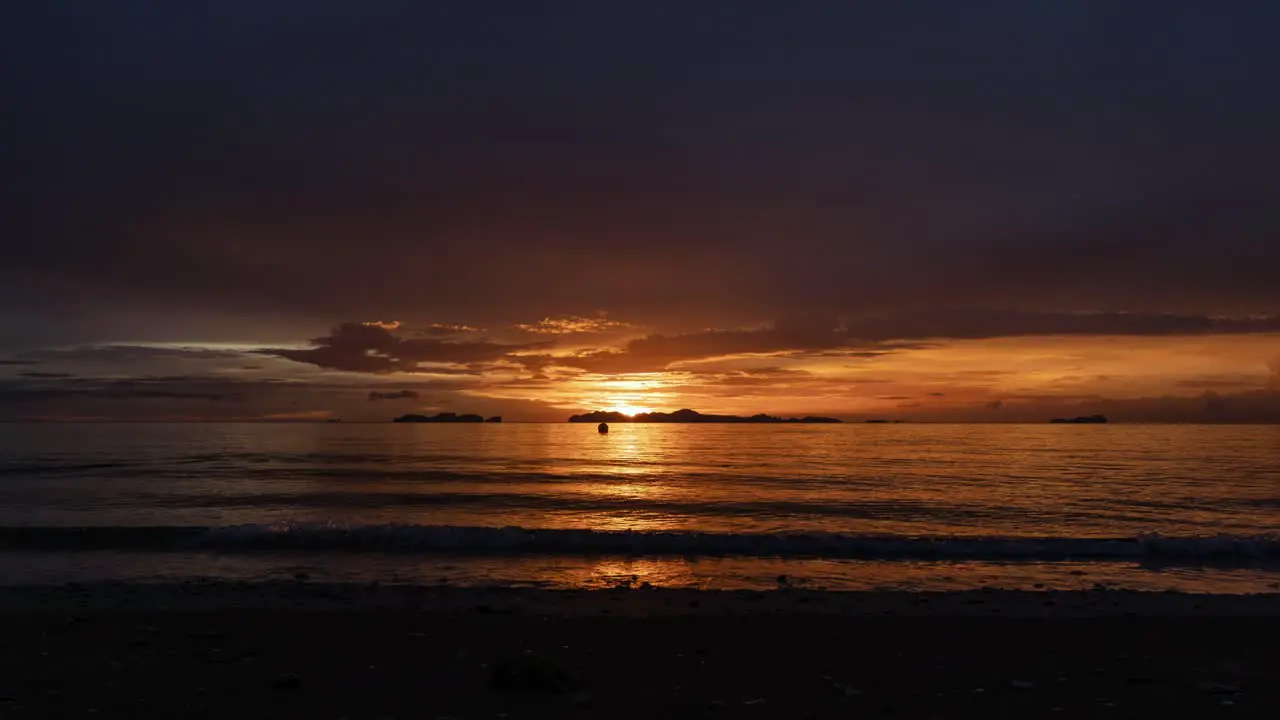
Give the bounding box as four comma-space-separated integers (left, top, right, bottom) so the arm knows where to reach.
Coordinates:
393, 413, 502, 423
568, 408, 841, 424
1050, 414, 1108, 424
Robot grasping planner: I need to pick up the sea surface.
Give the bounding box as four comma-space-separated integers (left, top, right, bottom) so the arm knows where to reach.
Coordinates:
1, 423, 1279, 593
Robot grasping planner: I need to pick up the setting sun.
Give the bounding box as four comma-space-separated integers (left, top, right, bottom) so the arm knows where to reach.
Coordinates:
606, 404, 653, 417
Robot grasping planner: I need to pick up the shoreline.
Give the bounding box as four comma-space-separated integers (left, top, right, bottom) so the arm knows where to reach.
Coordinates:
5, 581, 1280, 615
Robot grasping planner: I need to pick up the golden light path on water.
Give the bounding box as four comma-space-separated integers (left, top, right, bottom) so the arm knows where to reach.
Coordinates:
1, 423, 1279, 592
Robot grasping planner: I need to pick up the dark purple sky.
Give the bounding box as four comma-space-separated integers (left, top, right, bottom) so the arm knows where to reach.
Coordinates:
2, 2, 1279, 421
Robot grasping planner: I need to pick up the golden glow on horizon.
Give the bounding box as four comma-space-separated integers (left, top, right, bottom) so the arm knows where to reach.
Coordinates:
449, 332, 1280, 421
606, 404, 654, 417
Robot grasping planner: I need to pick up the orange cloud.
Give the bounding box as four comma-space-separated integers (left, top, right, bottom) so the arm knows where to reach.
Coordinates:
514, 315, 632, 334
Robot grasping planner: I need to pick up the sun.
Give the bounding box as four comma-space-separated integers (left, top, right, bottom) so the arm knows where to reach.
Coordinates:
607, 404, 653, 417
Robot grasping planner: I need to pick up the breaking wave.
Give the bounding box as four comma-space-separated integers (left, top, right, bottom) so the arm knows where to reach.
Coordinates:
2, 524, 1280, 563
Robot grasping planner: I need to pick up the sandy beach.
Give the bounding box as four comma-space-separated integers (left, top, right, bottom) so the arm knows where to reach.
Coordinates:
2, 583, 1278, 718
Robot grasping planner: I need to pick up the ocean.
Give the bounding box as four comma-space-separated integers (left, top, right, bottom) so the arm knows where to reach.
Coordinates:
1, 422, 1278, 593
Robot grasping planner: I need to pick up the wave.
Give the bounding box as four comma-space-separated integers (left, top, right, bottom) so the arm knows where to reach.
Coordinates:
0, 460, 137, 476
2, 524, 1280, 563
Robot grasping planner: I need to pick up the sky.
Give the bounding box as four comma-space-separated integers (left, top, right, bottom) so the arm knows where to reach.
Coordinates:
2, 1, 1279, 422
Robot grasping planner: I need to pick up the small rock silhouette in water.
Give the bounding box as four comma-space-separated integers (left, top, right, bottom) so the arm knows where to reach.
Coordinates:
598, 422, 609, 433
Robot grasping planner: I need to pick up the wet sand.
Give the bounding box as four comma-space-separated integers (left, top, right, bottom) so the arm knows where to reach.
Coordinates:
2, 583, 1278, 718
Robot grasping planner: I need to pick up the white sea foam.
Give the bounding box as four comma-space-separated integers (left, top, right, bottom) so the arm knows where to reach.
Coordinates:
190, 523, 1280, 562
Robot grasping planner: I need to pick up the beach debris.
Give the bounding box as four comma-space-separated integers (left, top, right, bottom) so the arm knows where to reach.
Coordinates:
743, 697, 766, 705
1011, 680, 1035, 690
273, 673, 302, 690
489, 655, 580, 695
1220, 700, 1236, 707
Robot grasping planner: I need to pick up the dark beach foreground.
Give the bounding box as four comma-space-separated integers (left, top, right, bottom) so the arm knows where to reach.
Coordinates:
2, 584, 1279, 719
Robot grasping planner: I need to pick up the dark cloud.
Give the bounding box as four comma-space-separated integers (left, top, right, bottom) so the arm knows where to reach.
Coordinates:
1269, 357, 1280, 392
3, 3, 1278, 338
493, 377, 557, 389
17, 345, 245, 364
367, 389, 420, 401
17, 372, 73, 379
0, 381, 230, 403
738, 367, 813, 377
0, 373, 360, 409
0, 372, 485, 422
1176, 377, 1265, 390
0, 360, 37, 366
507, 355, 559, 373
256, 323, 547, 374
